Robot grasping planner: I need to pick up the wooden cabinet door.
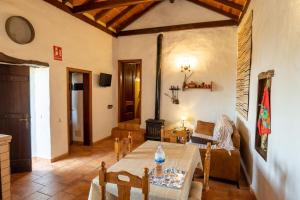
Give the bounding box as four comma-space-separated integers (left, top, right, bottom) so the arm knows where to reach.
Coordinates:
0, 64, 32, 173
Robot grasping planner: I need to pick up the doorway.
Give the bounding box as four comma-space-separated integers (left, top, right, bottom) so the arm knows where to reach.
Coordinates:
67, 68, 92, 150
118, 60, 142, 123
0, 64, 50, 173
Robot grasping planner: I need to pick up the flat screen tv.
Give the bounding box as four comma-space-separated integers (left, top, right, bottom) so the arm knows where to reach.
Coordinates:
99, 73, 112, 87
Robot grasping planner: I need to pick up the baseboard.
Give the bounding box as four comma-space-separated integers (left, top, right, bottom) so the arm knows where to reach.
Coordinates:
92, 136, 111, 145
240, 158, 251, 186
50, 152, 69, 163
241, 159, 257, 200
72, 141, 84, 145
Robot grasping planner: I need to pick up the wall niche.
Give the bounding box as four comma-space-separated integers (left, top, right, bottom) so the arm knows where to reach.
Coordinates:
255, 70, 274, 161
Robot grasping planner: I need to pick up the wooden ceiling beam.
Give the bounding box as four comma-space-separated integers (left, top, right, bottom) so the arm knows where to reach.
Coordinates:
73, 0, 164, 13
214, 0, 243, 11
94, 9, 111, 21
187, 0, 239, 21
116, 2, 162, 32
62, 0, 72, 5
118, 20, 237, 36
106, 5, 136, 28
43, 0, 116, 37
238, 0, 251, 24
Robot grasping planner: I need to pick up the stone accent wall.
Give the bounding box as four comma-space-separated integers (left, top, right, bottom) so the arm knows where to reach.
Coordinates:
0, 134, 12, 200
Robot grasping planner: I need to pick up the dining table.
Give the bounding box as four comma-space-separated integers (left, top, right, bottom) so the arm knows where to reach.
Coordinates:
88, 140, 202, 200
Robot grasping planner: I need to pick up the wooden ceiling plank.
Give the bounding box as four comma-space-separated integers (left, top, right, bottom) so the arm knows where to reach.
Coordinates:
238, 0, 251, 24
73, 0, 163, 13
106, 5, 136, 27
43, 0, 116, 37
116, 2, 162, 32
62, 0, 72, 5
214, 0, 243, 11
94, 9, 111, 21
187, 0, 239, 21
118, 20, 238, 36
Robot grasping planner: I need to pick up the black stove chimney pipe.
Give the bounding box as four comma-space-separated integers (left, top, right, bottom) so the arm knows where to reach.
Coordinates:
145, 34, 165, 141
155, 34, 163, 120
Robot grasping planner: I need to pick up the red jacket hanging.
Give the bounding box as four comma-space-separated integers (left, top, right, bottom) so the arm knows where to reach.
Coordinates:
257, 86, 271, 135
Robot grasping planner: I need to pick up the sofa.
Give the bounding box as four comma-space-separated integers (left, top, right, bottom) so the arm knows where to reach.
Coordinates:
193, 120, 241, 184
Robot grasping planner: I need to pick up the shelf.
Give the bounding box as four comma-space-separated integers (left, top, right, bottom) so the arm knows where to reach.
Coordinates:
182, 81, 213, 92
183, 87, 212, 91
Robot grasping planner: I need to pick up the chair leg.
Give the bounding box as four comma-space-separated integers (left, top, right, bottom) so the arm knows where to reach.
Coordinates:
237, 181, 240, 189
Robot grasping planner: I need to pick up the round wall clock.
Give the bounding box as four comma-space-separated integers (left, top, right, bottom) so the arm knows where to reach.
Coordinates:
5, 16, 35, 44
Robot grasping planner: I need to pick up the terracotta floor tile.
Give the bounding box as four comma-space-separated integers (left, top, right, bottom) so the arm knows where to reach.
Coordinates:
12, 181, 44, 198
64, 180, 91, 196
82, 169, 99, 182
23, 192, 50, 200
33, 174, 62, 186
48, 191, 76, 200
38, 182, 68, 196
12, 173, 40, 185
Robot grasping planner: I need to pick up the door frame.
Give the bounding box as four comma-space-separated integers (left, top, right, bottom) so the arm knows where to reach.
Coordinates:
118, 59, 142, 123
66, 67, 92, 153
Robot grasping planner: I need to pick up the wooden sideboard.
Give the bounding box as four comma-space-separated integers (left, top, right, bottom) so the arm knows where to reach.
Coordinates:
161, 127, 192, 144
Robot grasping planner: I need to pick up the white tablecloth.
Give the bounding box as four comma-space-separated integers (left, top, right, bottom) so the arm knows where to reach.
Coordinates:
88, 141, 202, 200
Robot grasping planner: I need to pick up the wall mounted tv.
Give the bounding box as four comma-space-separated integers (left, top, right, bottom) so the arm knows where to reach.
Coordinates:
99, 73, 112, 87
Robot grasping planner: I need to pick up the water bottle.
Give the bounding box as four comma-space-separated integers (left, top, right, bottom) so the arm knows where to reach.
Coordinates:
154, 144, 165, 177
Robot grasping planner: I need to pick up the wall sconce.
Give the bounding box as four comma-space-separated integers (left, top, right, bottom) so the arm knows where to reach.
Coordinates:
181, 62, 193, 90
181, 64, 191, 73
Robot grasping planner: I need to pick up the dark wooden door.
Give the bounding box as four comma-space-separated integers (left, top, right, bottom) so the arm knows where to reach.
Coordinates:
0, 64, 32, 173
119, 63, 136, 122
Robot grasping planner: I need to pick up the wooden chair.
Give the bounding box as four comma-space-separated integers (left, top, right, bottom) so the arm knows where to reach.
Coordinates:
188, 142, 212, 200
161, 126, 188, 144
115, 132, 133, 161
99, 161, 149, 200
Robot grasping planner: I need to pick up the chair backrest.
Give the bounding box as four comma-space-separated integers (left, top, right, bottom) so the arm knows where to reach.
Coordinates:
115, 132, 133, 161
203, 142, 211, 191
161, 126, 187, 144
195, 120, 215, 136
99, 162, 149, 200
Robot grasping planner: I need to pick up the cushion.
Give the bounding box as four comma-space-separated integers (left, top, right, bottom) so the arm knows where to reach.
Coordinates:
222, 114, 235, 126
195, 121, 214, 136
212, 115, 234, 153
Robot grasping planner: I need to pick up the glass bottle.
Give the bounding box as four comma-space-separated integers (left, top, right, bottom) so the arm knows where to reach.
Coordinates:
154, 144, 165, 177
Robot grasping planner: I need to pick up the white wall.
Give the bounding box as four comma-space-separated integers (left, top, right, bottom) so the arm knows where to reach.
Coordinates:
237, 0, 300, 200
30, 68, 51, 159
0, 0, 115, 159
114, 0, 237, 128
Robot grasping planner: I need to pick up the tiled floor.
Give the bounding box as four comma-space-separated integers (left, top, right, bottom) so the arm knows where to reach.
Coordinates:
11, 138, 255, 200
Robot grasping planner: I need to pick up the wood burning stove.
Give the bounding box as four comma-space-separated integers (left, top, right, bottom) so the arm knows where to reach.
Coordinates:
145, 34, 165, 140
146, 119, 164, 141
